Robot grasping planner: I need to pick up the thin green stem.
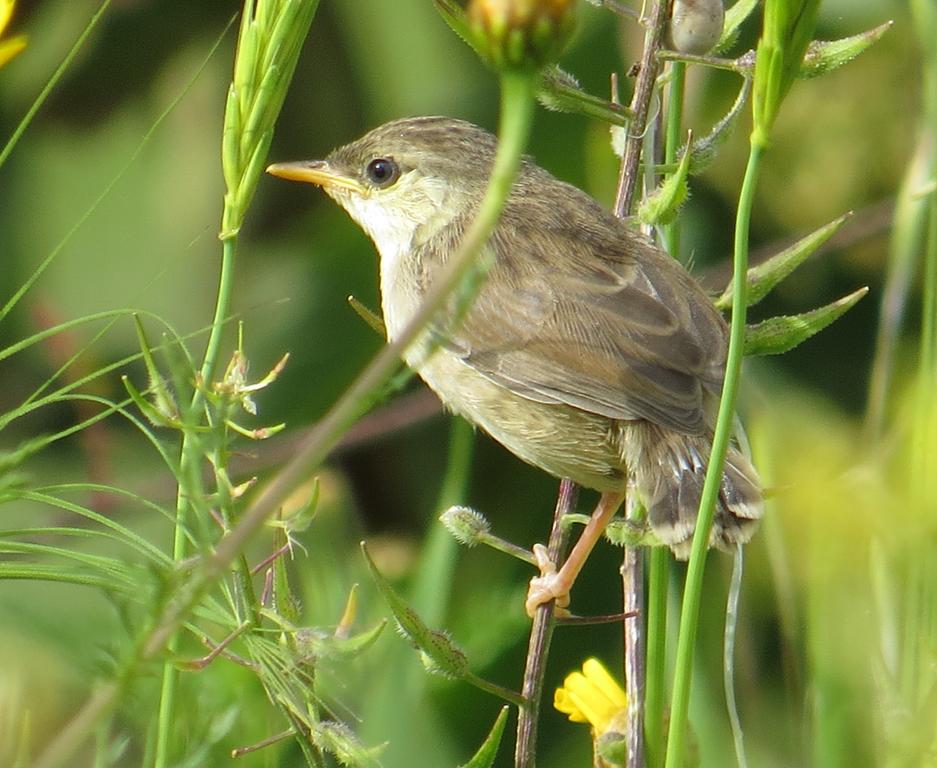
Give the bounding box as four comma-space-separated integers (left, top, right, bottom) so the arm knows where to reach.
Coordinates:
661, 62, 686, 257
657, 48, 747, 74
664, 142, 762, 768
922, 182, 937, 389
154, 113, 240, 768
0, 0, 113, 171
644, 547, 668, 768
465, 673, 526, 708
199, 237, 239, 388
411, 417, 475, 625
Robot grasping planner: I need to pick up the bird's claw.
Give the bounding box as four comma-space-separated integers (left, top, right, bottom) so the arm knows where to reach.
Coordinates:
525, 543, 571, 618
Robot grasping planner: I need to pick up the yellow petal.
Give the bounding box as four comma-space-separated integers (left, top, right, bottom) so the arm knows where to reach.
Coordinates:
0, 0, 13, 36
582, 658, 627, 708
0, 34, 25, 68
554, 659, 629, 733
554, 687, 589, 722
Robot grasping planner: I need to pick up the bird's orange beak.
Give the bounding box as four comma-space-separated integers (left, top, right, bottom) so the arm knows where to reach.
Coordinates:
265, 160, 365, 194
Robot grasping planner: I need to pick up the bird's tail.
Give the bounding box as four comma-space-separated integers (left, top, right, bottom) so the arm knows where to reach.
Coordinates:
629, 423, 763, 559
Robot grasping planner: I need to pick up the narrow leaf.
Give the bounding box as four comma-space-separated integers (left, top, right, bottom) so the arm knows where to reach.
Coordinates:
132, 315, 179, 422
537, 66, 631, 126
122, 375, 179, 429
714, 0, 760, 54
688, 77, 751, 173
348, 295, 387, 337
799, 22, 894, 79
295, 621, 387, 661
434, 0, 482, 56
312, 721, 382, 768
716, 212, 852, 310
743, 287, 868, 357
459, 707, 510, 768
361, 541, 470, 679
639, 132, 692, 226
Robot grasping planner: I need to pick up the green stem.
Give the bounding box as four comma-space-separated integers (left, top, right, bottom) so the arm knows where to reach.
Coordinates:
661, 62, 686, 258
411, 417, 475, 625
922, 181, 937, 390
644, 547, 668, 768
664, 141, 762, 768
198, 237, 238, 387
153, 162, 239, 768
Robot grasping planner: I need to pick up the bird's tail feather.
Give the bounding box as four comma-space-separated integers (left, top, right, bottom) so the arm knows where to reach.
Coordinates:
630, 424, 763, 560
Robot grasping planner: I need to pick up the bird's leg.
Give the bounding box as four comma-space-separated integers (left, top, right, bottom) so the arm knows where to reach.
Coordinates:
526, 491, 625, 617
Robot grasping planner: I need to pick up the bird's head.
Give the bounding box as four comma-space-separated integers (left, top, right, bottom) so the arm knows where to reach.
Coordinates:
267, 117, 498, 255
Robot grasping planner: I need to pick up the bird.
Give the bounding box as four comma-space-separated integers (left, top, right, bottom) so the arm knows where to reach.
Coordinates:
267, 116, 762, 615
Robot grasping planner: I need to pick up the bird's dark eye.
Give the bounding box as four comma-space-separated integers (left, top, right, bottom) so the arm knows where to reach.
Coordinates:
365, 157, 399, 188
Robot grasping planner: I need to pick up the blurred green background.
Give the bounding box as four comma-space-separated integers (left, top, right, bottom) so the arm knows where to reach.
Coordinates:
0, 0, 931, 766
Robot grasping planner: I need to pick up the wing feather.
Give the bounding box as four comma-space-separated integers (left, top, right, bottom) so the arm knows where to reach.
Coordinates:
421, 178, 728, 436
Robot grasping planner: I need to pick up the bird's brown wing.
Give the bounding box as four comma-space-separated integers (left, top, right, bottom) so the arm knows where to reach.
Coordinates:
433, 218, 728, 436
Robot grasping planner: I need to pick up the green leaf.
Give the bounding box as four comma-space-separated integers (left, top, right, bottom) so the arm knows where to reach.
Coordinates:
798, 22, 894, 79
362, 542, 524, 704
743, 287, 869, 357
312, 721, 383, 768
458, 707, 510, 768
132, 315, 179, 423
0, 436, 47, 475
714, 0, 760, 54
361, 541, 470, 679
122, 375, 179, 429
639, 133, 692, 225
295, 621, 387, 661
687, 77, 751, 173
434, 0, 482, 57
347, 294, 387, 337
537, 66, 631, 126
716, 212, 852, 310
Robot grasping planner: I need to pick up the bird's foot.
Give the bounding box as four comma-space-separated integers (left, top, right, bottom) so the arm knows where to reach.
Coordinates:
525, 543, 572, 618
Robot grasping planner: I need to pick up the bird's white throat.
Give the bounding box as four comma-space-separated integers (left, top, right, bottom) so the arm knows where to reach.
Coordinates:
335, 171, 456, 342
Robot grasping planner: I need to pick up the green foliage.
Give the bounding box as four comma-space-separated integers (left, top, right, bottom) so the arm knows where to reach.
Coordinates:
744, 287, 869, 357
799, 22, 895, 79
713, 0, 759, 55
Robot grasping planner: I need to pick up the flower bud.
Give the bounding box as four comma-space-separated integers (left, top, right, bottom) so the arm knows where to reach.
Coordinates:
440, 505, 490, 546
468, 0, 576, 70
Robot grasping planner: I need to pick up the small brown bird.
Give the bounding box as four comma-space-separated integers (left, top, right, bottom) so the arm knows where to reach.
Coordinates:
268, 117, 761, 614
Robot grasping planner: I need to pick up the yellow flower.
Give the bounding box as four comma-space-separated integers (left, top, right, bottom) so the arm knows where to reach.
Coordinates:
555, 658, 629, 766
554, 657, 627, 731
0, 0, 27, 69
